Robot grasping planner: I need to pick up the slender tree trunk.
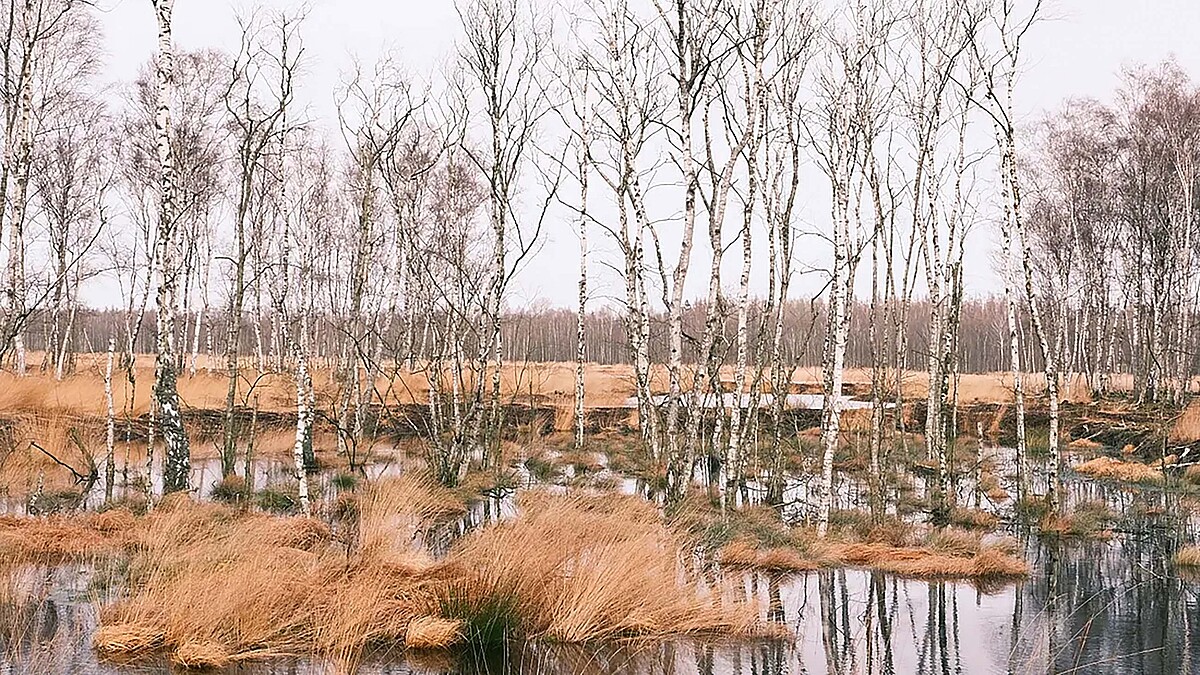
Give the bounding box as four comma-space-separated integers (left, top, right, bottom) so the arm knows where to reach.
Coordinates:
152, 0, 190, 494
222, 181, 249, 477
5, 60, 32, 376
574, 93, 590, 451
1000, 160, 1029, 503
105, 338, 116, 503
292, 332, 311, 512
818, 171, 851, 539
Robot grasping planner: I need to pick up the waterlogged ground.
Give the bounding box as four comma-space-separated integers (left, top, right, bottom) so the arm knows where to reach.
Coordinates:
5, 449, 1200, 674
6, 531, 1199, 674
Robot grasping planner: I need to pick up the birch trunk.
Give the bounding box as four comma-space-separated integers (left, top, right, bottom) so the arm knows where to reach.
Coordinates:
574, 81, 590, 451
5, 61, 32, 376
1002, 201, 1028, 501
104, 338, 116, 503
292, 329, 312, 512
152, 0, 190, 494
818, 162, 851, 539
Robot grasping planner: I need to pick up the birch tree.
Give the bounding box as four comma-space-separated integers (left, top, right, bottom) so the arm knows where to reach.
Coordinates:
455, 0, 555, 465
586, 0, 666, 465
0, 0, 97, 373
220, 9, 301, 478
810, 3, 878, 538
972, 0, 1050, 511
150, 0, 190, 494
36, 94, 112, 379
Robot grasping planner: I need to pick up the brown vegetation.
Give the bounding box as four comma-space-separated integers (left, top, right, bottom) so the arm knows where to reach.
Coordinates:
1039, 501, 1114, 539
88, 480, 764, 668
440, 492, 763, 643
0, 358, 1131, 424
949, 507, 1000, 530
1172, 400, 1200, 443
718, 538, 819, 573
1074, 456, 1164, 485
0, 510, 135, 562
93, 479, 462, 666
1175, 546, 1200, 568
824, 532, 1027, 580
671, 497, 1024, 581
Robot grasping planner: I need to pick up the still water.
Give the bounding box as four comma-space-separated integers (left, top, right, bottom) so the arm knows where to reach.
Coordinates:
5, 531, 1197, 674
3, 456, 1200, 674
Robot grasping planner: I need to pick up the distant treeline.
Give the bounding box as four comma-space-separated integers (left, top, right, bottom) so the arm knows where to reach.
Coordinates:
21, 295, 1154, 378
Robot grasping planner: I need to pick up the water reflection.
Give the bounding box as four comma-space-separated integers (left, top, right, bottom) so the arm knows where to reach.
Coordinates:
6, 453, 1200, 674
4, 526, 1198, 674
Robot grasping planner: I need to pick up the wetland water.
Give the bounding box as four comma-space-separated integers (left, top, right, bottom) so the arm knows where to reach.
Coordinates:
7, 532, 1198, 674
4, 454, 1200, 674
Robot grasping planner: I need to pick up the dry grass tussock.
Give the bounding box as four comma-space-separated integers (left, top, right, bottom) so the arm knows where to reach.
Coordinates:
949, 507, 1000, 530
92, 478, 765, 668
0, 414, 106, 494
1172, 400, 1200, 443
0, 510, 135, 562
94, 477, 455, 667
823, 528, 1027, 580
669, 497, 1021, 581
439, 491, 765, 644
718, 538, 819, 572
1175, 546, 1200, 568
1184, 464, 1200, 486
1039, 500, 1113, 539
1074, 456, 1164, 484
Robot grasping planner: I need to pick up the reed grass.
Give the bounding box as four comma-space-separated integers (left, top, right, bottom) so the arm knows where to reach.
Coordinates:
88, 478, 765, 668
824, 538, 1027, 579
1175, 545, 1200, 567
439, 491, 763, 643
718, 538, 819, 572
1074, 456, 1164, 485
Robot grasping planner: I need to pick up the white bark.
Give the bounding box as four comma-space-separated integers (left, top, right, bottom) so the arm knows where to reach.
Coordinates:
104, 338, 116, 503
151, 0, 191, 494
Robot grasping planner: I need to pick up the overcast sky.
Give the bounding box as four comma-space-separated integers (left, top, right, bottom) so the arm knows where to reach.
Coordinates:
88, 0, 1200, 309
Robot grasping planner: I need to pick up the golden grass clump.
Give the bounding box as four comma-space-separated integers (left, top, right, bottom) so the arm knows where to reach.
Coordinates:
1074, 456, 1163, 485
1183, 464, 1200, 486
404, 617, 463, 649
0, 510, 136, 563
825, 540, 1027, 579
440, 492, 764, 643
978, 471, 1009, 502
170, 640, 230, 670
1175, 546, 1200, 568
718, 538, 819, 573
925, 528, 982, 557
98, 479, 455, 667
92, 624, 165, 655
1172, 400, 1200, 442
357, 474, 465, 565
949, 507, 1000, 530
95, 478, 766, 668
820, 527, 1026, 580
1039, 501, 1114, 540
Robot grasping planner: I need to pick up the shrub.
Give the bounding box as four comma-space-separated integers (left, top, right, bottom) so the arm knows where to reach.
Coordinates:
255, 485, 297, 514
210, 476, 251, 506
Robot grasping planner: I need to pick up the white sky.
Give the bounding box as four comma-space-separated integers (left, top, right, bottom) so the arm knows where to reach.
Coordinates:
88, 0, 1200, 310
